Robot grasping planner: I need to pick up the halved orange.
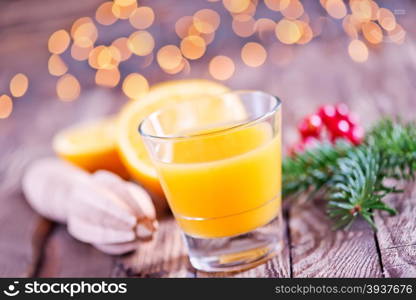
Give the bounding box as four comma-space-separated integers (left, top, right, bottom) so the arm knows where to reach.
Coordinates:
53, 117, 129, 178
116, 79, 230, 197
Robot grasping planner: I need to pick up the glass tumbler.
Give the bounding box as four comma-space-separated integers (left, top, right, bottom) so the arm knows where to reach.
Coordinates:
139, 91, 282, 272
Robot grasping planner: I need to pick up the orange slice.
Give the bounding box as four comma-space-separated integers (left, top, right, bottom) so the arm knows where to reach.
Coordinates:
116, 79, 230, 197
53, 117, 129, 178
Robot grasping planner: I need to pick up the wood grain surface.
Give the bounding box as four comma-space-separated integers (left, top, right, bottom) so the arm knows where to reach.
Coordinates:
290, 199, 383, 278
1, 0, 415, 278
375, 183, 416, 278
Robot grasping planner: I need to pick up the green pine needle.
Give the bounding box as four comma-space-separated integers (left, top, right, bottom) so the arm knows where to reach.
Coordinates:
283, 118, 416, 230
282, 141, 351, 199
328, 147, 397, 230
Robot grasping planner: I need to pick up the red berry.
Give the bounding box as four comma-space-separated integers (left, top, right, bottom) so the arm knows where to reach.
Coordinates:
337, 119, 350, 133
335, 103, 350, 120
298, 114, 323, 139
318, 105, 336, 125
347, 125, 365, 145
329, 119, 351, 142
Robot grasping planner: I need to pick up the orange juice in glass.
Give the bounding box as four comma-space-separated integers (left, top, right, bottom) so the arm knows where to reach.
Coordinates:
139, 91, 282, 272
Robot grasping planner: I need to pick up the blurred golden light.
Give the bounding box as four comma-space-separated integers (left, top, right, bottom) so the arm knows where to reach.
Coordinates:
200, 31, 216, 45
255, 18, 276, 41
111, 37, 132, 61
362, 21, 383, 44
88, 46, 106, 69
97, 47, 113, 69
157, 45, 183, 70
180, 35, 206, 60
114, 0, 136, 5
350, 0, 372, 22
72, 18, 98, 48
241, 42, 267, 67
325, 0, 347, 19
388, 24, 406, 45
182, 59, 191, 75
48, 54, 68, 76
275, 19, 302, 44
233, 12, 252, 22
264, 0, 290, 11
48, 29, 71, 54
95, 1, 117, 25
112, 1, 137, 19
209, 55, 235, 81
95, 68, 121, 87
122, 73, 149, 100
56, 74, 81, 101
163, 58, 186, 75
233, 1, 257, 17
71, 43, 93, 61
107, 46, 122, 66
175, 16, 193, 39
232, 17, 255, 37
223, 0, 250, 13
193, 9, 220, 34
129, 6, 155, 29
10, 73, 29, 98
188, 24, 201, 36
0, 95, 13, 119
96, 46, 121, 69
127, 31, 155, 56
342, 15, 359, 39
377, 8, 396, 31
281, 0, 304, 19
348, 39, 369, 63
296, 21, 313, 44
369, 0, 379, 20
269, 43, 294, 66
71, 17, 92, 37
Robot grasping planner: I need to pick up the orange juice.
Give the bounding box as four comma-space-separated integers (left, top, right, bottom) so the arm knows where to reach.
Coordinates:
154, 121, 281, 238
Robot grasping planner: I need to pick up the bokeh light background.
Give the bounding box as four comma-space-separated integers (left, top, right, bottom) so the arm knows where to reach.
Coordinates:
0, 0, 414, 128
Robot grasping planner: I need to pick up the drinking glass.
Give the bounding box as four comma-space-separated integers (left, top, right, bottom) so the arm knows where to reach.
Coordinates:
139, 91, 282, 272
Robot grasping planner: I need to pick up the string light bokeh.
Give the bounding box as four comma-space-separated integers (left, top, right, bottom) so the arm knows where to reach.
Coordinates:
0, 0, 408, 119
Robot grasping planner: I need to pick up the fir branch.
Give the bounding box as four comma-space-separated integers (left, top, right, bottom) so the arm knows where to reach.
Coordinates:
368, 119, 416, 180
327, 146, 397, 230
282, 118, 416, 230
282, 141, 351, 199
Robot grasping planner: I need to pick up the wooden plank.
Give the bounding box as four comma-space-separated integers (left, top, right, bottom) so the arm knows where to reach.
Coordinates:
374, 183, 416, 277
0, 131, 54, 277
0, 187, 53, 277
289, 199, 383, 277
116, 218, 195, 278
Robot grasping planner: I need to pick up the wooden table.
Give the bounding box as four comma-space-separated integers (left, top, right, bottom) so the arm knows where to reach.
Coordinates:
1, 0, 415, 278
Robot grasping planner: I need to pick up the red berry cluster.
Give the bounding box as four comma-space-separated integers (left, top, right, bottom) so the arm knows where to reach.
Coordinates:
290, 103, 365, 156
